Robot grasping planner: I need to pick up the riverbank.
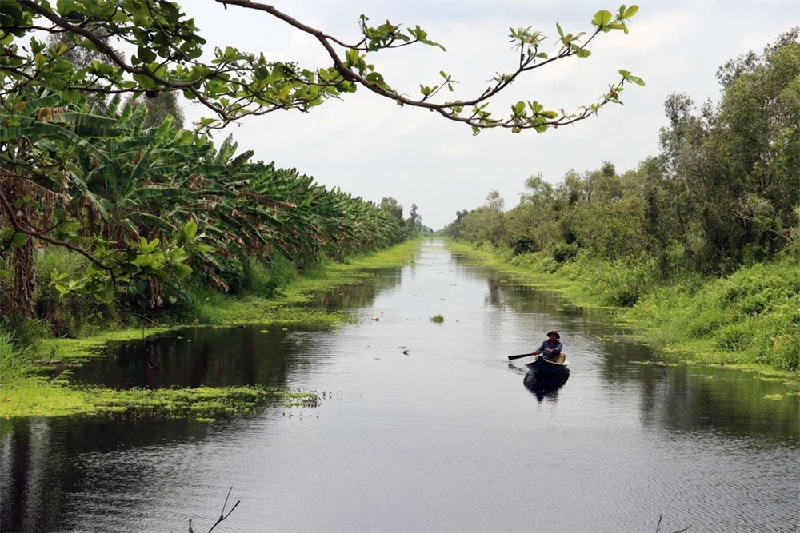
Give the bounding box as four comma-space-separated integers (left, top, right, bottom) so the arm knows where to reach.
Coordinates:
446, 240, 800, 385
0, 239, 422, 418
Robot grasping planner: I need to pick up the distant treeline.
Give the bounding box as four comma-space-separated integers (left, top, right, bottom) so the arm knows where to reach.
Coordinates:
446, 29, 798, 281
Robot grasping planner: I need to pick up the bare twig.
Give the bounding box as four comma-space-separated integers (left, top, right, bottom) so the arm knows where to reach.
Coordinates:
655, 513, 692, 533
206, 487, 240, 533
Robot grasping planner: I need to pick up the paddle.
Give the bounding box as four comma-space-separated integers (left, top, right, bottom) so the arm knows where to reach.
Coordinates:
508, 352, 537, 361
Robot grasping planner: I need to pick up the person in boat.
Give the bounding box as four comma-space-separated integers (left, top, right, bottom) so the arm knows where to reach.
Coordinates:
532, 330, 562, 361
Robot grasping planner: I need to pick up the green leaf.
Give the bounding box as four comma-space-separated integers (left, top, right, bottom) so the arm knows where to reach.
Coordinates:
623, 5, 639, 18
55, 284, 70, 296
56, 0, 75, 15
592, 10, 613, 27
181, 220, 198, 242
173, 264, 193, 277
137, 46, 157, 64
10, 232, 27, 247
94, 280, 115, 304
169, 248, 190, 264
132, 254, 155, 268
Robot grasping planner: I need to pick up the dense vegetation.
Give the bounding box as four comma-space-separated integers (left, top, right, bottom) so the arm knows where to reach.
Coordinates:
0, 1, 645, 341
444, 31, 800, 371
0, 93, 417, 337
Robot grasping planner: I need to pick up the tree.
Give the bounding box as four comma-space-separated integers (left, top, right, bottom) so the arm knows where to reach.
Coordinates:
126, 91, 186, 129
407, 203, 422, 230
1, 2, 643, 133
380, 197, 403, 220
659, 28, 800, 271
483, 191, 512, 247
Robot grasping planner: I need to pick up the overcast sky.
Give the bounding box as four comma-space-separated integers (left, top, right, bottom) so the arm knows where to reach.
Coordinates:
179, 1, 798, 229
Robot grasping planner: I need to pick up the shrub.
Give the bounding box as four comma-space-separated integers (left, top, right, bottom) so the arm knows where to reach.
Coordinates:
552, 242, 579, 263
560, 255, 658, 307
34, 247, 111, 337
0, 332, 30, 383
245, 254, 297, 297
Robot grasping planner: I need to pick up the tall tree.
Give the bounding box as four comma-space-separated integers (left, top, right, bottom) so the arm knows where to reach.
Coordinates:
380, 197, 403, 220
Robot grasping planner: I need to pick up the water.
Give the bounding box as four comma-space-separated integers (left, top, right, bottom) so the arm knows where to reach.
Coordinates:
2, 239, 798, 532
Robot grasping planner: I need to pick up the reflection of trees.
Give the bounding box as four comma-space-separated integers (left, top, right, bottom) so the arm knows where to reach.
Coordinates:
0, 416, 212, 532
310, 266, 404, 310
69, 267, 404, 390
486, 274, 503, 308
71, 325, 332, 390
636, 365, 800, 444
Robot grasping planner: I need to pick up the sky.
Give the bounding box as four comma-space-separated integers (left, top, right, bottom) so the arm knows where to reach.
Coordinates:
178, 1, 798, 229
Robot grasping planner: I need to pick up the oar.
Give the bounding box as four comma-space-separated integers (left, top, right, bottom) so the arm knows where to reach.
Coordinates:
508, 352, 537, 361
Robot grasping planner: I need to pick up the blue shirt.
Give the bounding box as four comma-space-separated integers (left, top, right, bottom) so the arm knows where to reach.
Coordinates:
534, 339, 562, 359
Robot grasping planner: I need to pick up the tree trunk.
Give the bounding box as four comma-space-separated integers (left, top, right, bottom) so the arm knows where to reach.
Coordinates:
8, 180, 38, 320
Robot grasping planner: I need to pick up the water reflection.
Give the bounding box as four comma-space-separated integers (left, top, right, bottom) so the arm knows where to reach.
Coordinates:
70, 325, 329, 389
0, 416, 214, 533
70, 266, 406, 391
508, 363, 570, 403
636, 364, 800, 443
309, 266, 403, 310
523, 372, 570, 402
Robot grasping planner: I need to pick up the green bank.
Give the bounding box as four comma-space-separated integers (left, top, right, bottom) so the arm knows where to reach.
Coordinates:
446, 240, 799, 386
0, 239, 421, 418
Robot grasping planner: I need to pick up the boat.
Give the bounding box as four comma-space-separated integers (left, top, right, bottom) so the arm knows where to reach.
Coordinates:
526, 353, 570, 378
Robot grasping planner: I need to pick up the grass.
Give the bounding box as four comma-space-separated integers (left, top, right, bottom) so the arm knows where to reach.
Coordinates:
629, 257, 800, 372
430, 314, 444, 323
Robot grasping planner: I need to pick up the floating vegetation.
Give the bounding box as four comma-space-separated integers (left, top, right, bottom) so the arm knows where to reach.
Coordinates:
0, 381, 318, 420
630, 361, 677, 367
430, 315, 444, 323
763, 394, 784, 401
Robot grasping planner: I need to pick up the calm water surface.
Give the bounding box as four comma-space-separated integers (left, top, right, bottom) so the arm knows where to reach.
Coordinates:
2, 239, 798, 532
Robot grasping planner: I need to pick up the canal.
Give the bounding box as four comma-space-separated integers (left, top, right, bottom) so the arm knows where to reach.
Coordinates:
2, 239, 798, 532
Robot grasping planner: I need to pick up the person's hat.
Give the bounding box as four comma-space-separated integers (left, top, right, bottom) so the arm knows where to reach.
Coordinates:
547, 330, 560, 339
